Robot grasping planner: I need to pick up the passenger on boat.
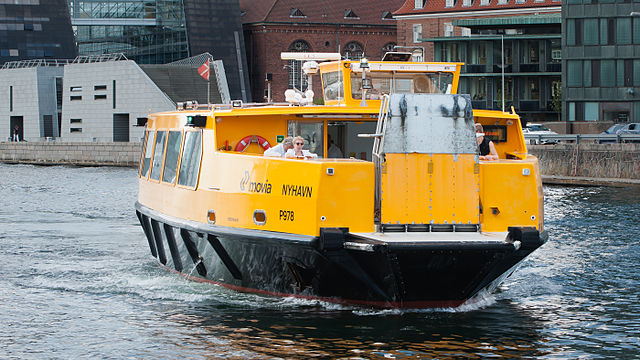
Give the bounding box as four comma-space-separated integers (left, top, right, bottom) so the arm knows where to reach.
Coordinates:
285, 136, 318, 159
327, 134, 343, 158
264, 136, 294, 157
476, 123, 499, 161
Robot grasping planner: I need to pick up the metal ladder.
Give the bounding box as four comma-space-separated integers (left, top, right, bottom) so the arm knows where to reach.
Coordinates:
358, 94, 390, 229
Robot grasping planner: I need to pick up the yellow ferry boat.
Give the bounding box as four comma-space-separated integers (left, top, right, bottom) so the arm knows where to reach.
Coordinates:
135, 52, 547, 308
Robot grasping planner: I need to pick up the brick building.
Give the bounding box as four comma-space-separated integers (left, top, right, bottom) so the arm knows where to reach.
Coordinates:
239, 0, 405, 103
393, 0, 562, 126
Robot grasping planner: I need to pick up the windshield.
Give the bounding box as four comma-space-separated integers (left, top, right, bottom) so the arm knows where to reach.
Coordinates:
350, 72, 454, 100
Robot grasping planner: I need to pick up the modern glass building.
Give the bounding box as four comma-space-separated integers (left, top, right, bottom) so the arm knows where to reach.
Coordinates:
0, 0, 77, 66
68, 0, 251, 101
428, 15, 562, 125
563, 0, 640, 132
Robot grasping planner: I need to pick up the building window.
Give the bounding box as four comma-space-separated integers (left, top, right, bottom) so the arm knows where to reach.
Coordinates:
463, 0, 473, 6
634, 18, 640, 44
94, 94, 107, 100
413, 24, 422, 43
480, 0, 490, 5
94, 85, 107, 90
584, 19, 598, 45
287, 40, 311, 91
290, 8, 306, 18
444, 23, 453, 37
70, 128, 82, 133
382, 11, 393, 20
446, 0, 455, 7
585, 103, 598, 121
461, 27, 471, 36
344, 9, 359, 19
382, 42, 396, 58
498, 0, 508, 4
70, 95, 82, 101
584, 60, 591, 87
568, 102, 575, 121
634, 60, 640, 86
343, 41, 364, 60
415, 0, 425, 8
70, 86, 82, 92
601, 60, 615, 87
567, 60, 582, 87
9, 49, 18, 56
70, 118, 82, 123
600, 19, 608, 45
617, 18, 631, 45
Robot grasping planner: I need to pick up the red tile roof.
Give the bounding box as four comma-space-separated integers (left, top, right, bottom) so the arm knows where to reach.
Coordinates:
393, 0, 560, 16
239, 0, 406, 25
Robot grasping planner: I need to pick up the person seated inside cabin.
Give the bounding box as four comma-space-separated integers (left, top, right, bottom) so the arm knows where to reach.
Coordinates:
327, 134, 343, 158
476, 123, 499, 161
285, 136, 318, 159
264, 136, 293, 157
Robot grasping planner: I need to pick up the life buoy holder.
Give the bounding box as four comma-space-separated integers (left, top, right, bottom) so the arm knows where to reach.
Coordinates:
235, 135, 271, 152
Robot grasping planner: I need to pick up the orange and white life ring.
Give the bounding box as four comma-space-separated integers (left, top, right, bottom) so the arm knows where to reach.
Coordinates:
235, 135, 271, 152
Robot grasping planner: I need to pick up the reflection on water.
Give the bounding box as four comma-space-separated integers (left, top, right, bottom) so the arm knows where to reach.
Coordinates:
1, 164, 639, 358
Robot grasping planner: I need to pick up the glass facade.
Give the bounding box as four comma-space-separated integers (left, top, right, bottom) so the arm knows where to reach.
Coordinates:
563, 3, 640, 126
0, 0, 76, 65
69, 0, 189, 64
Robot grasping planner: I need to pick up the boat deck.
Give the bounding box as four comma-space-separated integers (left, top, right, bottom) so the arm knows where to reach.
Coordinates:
349, 231, 508, 243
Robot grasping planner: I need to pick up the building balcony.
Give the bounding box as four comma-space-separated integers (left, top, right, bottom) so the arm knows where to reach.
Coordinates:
519, 63, 540, 72
464, 64, 486, 73
493, 64, 512, 73
546, 63, 561, 72
519, 100, 540, 111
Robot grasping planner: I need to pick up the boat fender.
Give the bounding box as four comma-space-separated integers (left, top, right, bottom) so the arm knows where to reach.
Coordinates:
319, 227, 348, 251
235, 135, 271, 152
507, 226, 542, 250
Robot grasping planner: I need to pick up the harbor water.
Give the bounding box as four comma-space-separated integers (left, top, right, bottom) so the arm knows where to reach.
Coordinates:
1, 163, 639, 359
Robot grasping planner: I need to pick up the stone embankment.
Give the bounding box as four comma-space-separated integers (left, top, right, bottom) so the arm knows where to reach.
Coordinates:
0, 141, 141, 167
1, 141, 639, 186
528, 143, 640, 186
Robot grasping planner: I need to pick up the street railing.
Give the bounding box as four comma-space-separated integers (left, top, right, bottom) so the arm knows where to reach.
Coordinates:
524, 133, 640, 144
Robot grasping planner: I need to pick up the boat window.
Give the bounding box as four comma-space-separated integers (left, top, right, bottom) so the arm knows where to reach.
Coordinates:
140, 130, 155, 177
177, 130, 202, 188
150, 131, 167, 181
162, 131, 183, 184
322, 71, 344, 101
350, 72, 454, 99
288, 121, 323, 157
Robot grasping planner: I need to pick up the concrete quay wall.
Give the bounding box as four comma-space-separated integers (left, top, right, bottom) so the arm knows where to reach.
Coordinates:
0, 142, 142, 167
529, 143, 640, 182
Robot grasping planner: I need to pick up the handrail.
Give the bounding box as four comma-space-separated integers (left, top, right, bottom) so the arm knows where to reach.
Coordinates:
372, 95, 390, 228
524, 133, 640, 144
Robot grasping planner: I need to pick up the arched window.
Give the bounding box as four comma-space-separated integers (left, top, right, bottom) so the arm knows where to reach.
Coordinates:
287, 40, 311, 90
342, 41, 364, 60
382, 42, 396, 58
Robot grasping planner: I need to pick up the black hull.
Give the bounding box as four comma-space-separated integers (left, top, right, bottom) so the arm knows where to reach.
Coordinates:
135, 202, 547, 309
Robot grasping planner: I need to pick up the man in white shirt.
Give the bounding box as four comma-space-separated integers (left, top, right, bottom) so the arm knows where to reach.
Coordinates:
264, 136, 294, 157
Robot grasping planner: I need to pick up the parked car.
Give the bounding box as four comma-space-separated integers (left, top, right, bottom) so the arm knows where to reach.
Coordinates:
598, 123, 640, 143
523, 123, 558, 144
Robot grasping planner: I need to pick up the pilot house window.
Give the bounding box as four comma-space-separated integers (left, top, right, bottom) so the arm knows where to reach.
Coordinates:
150, 131, 167, 181
141, 130, 155, 178
177, 131, 202, 188
162, 131, 183, 184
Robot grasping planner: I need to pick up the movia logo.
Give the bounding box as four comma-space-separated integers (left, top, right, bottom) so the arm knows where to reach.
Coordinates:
240, 171, 250, 191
